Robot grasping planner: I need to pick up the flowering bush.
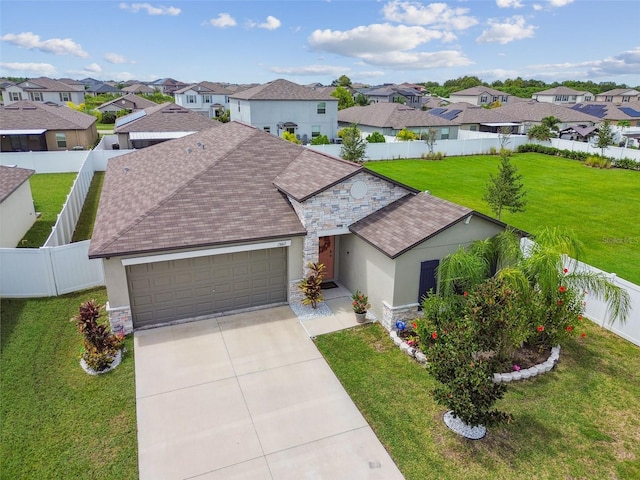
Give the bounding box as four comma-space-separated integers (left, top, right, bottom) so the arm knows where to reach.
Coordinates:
351, 290, 370, 314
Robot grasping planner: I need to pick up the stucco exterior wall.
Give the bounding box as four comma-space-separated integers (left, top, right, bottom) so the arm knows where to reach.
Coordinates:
44, 127, 98, 151
0, 181, 36, 247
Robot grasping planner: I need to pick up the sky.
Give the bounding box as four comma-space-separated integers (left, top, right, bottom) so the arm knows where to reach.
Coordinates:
1, 0, 639, 87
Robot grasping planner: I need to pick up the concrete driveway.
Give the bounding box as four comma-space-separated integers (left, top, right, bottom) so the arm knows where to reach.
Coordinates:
134, 305, 404, 479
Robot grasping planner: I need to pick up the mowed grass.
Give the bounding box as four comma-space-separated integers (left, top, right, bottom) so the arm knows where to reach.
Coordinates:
316, 323, 640, 480
0, 287, 138, 480
366, 154, 640, 284
72, 172, 105, 242
18, 173, 76, 248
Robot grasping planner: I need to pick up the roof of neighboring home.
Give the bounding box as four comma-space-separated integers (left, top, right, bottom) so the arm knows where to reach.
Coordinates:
98, 94, 157, 111
90, 122, 362, 258
121, 84, 155, 94
174, 81, 234, 95
350, 193, 503, 258
338, 103, 456, 129
597, 88, 640, 97
229, 78, 337, 101
0, 165, 35, 203
16, 77, 83, 92
87, 83, 121, 94
493, 100, 601, 123
450, 86, 510, 97
533, 86, 591, 96
422, 96, 450, 109
571, 102, 640, 121
426, 102, 513, 124
114, 103, 218, 133
0, 100, 97, 130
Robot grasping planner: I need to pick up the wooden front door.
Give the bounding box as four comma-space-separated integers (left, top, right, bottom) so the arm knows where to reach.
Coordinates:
318, 236, 335, 280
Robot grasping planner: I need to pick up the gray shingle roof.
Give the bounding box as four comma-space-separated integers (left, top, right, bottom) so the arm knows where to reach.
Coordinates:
0, 100, 97, 130
338, 103, 455, 129
114, 103, 219, 133
533, 86, 590, 96
0, 165, 35, 203
451, 86, 510, 97
91, 122, 366, 258
350, 193, 476, 258
98, 94, 157, 111
174, 81, 234, 95
229, 79, 337, 101
493, 101, 601, 123
18, 76, 83, 92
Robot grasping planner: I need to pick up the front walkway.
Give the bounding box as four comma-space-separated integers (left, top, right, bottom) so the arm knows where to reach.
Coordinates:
134, 303, 403, 479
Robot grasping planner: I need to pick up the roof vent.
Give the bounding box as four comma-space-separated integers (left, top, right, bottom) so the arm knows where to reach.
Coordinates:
186, 147, 192, 153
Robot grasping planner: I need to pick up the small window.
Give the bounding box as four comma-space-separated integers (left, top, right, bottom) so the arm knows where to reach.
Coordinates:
440, 127, 449, 140
237, 100, 241, 112
286, 127, 295, 134
30, 92, 43, 101
186, 95, 196, 104
263, 126, 271, 134
9, 92, 22, 101
55, 133, 67, 148
622, 96, 630, 103
311, 126, 321, 138
584, 95, 592, 101
202, 95, 212, 104
480, 96, 488, 104
469, 125, 477, 132
59, 92, 71, 102
317, 102, 326, 114
605, 96, 613, 102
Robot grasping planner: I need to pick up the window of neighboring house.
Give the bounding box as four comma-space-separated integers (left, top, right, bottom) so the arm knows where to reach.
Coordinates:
286, 127, 295, 134
440, 127, 450, 140
585, 95, 592, 101
605, 96, 613, 102
202, 95, 212, 104
492, 96, 498, 102
317, 102, 326, 114
622, 96, 630, 103
55, 133, 67, 148
30, 92, 43, 101
237, 100, 241, 112
555, 96, 561, 102
480, 96, 488, 104
311, 126, 321, 138
9, 92, 22, 101
263, 127, 271, 134
186, 95, 197, 104
59, 92, 71, 102
469, 125, 478, 131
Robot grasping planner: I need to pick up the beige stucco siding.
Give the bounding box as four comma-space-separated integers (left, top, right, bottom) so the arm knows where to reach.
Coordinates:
44, 126, 98, 151
392, 216, 505, 306
0, 182, 36, 247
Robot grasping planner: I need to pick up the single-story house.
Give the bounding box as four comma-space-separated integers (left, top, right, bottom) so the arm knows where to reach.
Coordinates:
89, 121, 508, 334
571, 103, 640, 127
493, 101, 601, 134
0, 165, 36, 247
121, 84, 156, 95
425, 102, 520, 133
338, 102, 458, 139
113, 102, 219, 149
97, 94, 158, 115
0, 100, 98, 152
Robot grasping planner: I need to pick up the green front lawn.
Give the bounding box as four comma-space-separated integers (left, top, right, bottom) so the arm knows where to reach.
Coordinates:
316, 323, 640, 480
18, 173, 77, 248
366, 154, 640, 284
0, 288, 138, 479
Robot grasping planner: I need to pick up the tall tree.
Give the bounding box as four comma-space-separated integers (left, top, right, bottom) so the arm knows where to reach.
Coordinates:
595, 120, 615, 156
331, 75, 352, 87
483, 155, 527, 220
331, 86, 355, 110
339, 124, 367, 164
541, 116, 561, 137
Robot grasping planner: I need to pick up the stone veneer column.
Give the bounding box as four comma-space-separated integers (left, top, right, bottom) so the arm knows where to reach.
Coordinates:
381, 301, 421, 331
106, 302, 133, 335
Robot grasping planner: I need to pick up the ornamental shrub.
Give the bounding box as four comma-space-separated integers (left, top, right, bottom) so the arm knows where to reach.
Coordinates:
71, 300, 123, 371
310, 134, 330, 145
298, 262, 325, 309
366, 131, 386, 143
101, 111, 116, 124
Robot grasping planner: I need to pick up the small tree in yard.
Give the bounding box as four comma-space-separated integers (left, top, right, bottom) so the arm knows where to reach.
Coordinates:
483, 154, 527, 220
340, 124, 367, 164
421, 128, 438, 154
527, 124, 552, 141
366, 131, 386, 143
71, 300, 123, 372
396, 128, 417, 141
298, 262, 325, 309
498, 126, 512, 150
596, 119, 615, 157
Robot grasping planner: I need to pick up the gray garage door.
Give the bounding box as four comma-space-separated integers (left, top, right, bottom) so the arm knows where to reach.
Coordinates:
127, 247, 287, 329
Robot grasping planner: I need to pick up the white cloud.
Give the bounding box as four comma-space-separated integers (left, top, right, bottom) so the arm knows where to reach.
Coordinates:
357, 50, 474, 69
382, 1, 478, 29
0, 62, 57, 76
207, 13, 237, 28
270, 64, 348, 76
548, 0, 574, 7
1, 32, 88, 57
104, 53, 136, 64
119, 3, 181, 16
528, 47, 640, 78
533, 4, 543, 10
477, 16, 536, 44
259, 16, 281, 30
496, 0, 524, 8
84, 63, 102, 73
472, 68, 520, 80
309, 24, 449, 57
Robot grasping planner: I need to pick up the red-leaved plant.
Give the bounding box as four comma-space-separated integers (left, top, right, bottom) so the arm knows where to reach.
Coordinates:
71, 300, 123, 372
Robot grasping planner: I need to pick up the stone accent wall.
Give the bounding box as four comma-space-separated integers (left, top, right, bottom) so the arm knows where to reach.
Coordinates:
381, 301, 421, 331
106, 302, 133, 335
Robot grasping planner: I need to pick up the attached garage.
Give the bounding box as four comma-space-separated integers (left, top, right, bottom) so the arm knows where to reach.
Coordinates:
126, 247, 287, 329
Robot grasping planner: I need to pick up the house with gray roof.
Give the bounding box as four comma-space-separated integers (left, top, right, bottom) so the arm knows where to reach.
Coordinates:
113, 102, 219, 149
2, 77, 85, 106
0, 100, 98, 152
493, 100, 601, 134
595, 88, 640, 104
229, 78, 338, 144
449, 86, 512, 106
89, 121, 508, 334
570, 102, 640, 126
338, 102, 458, 139
356, 84, 424, 109
121, 84, 155, 95
97, 94, 157, 115
174, 82, 234, 119
424, 102, 518, 133
531, 86, 594, 105
0, 165, 36, 247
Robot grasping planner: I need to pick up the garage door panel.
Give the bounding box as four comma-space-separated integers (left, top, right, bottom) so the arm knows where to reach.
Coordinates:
128, 247, 287, 328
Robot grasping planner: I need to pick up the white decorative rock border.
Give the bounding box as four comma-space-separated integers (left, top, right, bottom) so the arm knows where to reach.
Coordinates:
443, 411, 486, 440
80, 349, 123, 376
492, 346, 561, 383
389, 329, 428, 364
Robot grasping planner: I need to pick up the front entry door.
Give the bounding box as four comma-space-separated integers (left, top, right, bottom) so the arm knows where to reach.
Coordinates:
318, 236, 335, 279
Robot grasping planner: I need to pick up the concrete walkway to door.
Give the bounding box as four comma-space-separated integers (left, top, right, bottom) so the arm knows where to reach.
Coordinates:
134, 306, 404, 479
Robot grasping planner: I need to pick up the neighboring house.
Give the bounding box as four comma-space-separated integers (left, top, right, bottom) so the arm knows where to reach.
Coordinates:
338, 102, 458, 139
85, 82, 122, 96
425, 102, 519, 133
493, 101, 601, 134
571, 103, 640, 126
149, 78, 189, 95
356, 84, 423, 109
88, 121, 508, 334
97, 94, 157, 115
113, 102, 219, 149
595, 88, 640, 103
531, 87, 594, 105
0, 165, 36, 247
2, 77, 85, 106
174, 81, 234, 119
0, 101, 98, 152
121, 84, 155, 95
449, 86, 512, 106
229, 78, 338, 144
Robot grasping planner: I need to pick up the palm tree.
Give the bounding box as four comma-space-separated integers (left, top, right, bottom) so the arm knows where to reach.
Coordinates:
541, 116, 562, 137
